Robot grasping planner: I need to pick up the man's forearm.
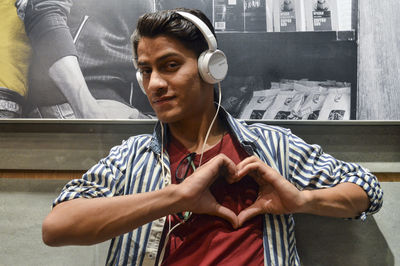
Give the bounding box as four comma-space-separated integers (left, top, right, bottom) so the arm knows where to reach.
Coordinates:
42, 154, 240, 246
49, 56, 103, 118
299, 182, 370, 218
42, 184, 181, 246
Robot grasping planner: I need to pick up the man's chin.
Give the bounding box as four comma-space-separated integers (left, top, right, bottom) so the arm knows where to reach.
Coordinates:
154, 112, 178, 124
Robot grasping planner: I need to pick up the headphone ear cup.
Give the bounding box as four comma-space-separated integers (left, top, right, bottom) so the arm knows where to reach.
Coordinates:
136, 70, 145, 94
198, 49, 228, 84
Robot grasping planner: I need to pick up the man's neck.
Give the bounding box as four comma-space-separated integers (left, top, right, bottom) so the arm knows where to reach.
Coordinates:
167, 113, 227, 154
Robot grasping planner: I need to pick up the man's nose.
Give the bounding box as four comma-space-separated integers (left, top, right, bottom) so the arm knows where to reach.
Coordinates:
146, 71, 167, 93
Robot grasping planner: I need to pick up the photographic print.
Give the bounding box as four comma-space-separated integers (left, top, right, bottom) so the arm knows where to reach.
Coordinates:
1, 0, 384, 120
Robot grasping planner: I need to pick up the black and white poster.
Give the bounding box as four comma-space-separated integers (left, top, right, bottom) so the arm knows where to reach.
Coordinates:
1, 0, 357, 120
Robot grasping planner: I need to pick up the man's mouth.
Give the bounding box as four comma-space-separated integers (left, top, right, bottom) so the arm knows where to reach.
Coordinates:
152, 96, 176, 104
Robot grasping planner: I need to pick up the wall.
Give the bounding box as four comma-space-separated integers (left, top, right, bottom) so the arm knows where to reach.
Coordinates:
0, 121, 399, 171
0, 121, 399, 264
357, 0, 400, 120
1, 178, 398, 266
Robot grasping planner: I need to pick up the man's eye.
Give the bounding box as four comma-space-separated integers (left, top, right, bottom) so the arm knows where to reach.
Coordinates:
140, 69, 152, 77
166, 62, 179, 71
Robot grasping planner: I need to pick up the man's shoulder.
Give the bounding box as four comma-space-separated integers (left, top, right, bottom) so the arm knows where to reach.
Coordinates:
225, 113, 293, 145
124, 134, 153, 146
110, 134, 153, 155
248, 122, 291, 134
236, 119, 292, 138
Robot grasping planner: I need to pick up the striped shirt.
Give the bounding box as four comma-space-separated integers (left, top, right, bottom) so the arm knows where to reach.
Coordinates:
54, 108, 383, 265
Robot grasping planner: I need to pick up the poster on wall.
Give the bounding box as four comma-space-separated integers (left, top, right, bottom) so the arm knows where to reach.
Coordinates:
1, 0, 356, 120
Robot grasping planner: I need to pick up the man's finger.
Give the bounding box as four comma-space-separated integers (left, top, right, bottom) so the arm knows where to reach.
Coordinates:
236, 156, 261, 169
237, 160, 279, 186
210, 203, 239, 229
226, 160, 263, 184
200, 154, 238, 184
237, 201, 269, 227
215, 154, 238, 178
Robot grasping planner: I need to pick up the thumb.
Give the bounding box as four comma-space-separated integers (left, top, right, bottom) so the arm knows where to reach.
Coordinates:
128, 108, 140, 119
237, 201, 269, 228
211, 203, 239, 230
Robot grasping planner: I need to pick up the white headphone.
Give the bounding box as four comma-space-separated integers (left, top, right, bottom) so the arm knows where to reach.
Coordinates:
133, 11, 228, 93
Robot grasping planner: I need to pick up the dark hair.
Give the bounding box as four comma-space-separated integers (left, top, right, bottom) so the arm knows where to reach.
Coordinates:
131, 8, 216, 60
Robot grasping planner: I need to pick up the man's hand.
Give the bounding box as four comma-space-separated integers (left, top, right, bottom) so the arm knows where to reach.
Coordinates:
231, 156, 307, 227
97, 99, 145, 119
175, 154, 240, 229
175, 155, 307, 229
230, 156, 370, 227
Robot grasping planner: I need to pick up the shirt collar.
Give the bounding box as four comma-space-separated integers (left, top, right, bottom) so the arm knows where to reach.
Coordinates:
148, 105, 261, 155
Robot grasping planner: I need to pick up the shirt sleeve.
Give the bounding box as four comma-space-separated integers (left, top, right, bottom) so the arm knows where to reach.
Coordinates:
22, 0, 77, 69
53, 138, 133, 208
287, 131, 383, 218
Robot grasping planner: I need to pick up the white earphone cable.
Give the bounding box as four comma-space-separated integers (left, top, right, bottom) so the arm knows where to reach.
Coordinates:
157, 83, 222, 265
160, 122, 166, 181
157, 215, 184, 266
199, 82, 222, 166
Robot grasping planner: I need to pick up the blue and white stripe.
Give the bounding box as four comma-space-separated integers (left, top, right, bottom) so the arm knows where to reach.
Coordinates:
53, 109, 383, 266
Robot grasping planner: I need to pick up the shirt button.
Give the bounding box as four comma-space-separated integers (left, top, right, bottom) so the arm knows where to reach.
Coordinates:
164, 179, 170, 185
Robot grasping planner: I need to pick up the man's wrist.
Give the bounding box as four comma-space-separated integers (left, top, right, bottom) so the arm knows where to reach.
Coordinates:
295, 190, 315, 214
162, 184, 186, 214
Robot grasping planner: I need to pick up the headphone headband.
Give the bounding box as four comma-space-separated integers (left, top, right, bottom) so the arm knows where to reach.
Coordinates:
175, 11, 218, 51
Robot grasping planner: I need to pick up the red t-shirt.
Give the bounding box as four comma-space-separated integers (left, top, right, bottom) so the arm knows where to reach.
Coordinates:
161, 132, 264, 265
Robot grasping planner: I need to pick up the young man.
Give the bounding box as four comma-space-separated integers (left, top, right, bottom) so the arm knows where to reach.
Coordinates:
0, 0, 31, 118
42, 8, 383, 265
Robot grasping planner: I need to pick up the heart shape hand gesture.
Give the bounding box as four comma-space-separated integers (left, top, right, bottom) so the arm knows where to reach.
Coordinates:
175, 154, 307, 229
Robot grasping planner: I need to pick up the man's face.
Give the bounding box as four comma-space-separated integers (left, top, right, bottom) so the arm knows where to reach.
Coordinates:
136, 35, 212, 124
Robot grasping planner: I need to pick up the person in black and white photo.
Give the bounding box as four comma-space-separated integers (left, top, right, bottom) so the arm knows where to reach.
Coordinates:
17, 0, 154, 119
